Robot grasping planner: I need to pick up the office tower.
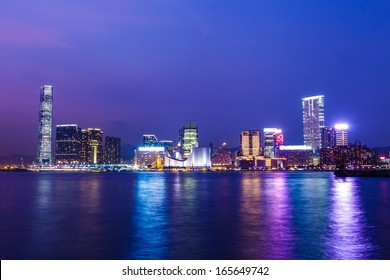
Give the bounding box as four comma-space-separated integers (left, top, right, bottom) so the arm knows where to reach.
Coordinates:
143, 134, 159, 147
80, 128, 103, 164
55, 124, 81, 164
264, 128, 282, 158
240, 130, 261, 156
321, 126, 336, 148
104, 136, 121, 164
179, 120, 198, 159
37, 85, 53, 164
302, 95, 325, 150
335, 123, 349, 146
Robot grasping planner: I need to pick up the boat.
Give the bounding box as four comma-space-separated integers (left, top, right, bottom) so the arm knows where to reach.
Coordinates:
334, 168, 390, 177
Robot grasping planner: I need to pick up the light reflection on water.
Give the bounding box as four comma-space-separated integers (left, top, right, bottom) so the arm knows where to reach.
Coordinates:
326, 178, 375, 259
0, 171, 389, 260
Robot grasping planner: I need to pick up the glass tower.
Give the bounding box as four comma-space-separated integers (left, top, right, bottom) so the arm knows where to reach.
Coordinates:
302, 95, 324, 150
179, 120, 198, 159
37, 85, 53, 164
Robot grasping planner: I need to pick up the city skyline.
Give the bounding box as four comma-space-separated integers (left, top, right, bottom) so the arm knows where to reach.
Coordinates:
1, 1, 390, 156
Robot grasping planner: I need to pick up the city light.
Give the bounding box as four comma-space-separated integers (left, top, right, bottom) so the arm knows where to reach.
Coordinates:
335, 123, 349, 130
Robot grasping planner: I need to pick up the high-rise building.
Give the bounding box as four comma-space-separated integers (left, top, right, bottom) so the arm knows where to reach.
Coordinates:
80, 128, 103, 164
37, 85, 53, 164
321, 126, 336, 148
179, 120, 198, 159
264, 128, 282, 158
302, 95, 325, 150
55, 124, 81, 164
240, 130, 261, 156
335, 123, 349, 146
143, 134, 159, 147
104, 136, 121, 164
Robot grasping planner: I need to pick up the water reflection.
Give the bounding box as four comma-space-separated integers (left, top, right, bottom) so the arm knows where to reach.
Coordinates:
327, 178, 374, 259
264, 173, 294, 259
238, 174, 263, 258
129, 173, 168, 259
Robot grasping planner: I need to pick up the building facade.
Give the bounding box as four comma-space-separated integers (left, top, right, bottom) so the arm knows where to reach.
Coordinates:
276, 145, 314, 167
143, 134, 158, 147
37, 85, 53, 164
263, 128, 282, 158
55, 124, 81, 164
104, 136, 121, 164
179, 120, 198, 159
302, 95, 325, 150
335, 124, 349, 146
321, 126, 336, 148
320, 143, 378, 168
240, 130, 261, 156
80, 128, 103, 164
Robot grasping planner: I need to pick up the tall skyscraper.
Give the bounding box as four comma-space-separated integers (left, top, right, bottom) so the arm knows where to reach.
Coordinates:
80, 128, 103, 164
55, 124, 81, 164
104, 136, 121, 164
302, 95, 325, 150
321, 126, 336, 148
179, 120, 198, 158
37, 85, 53, 164
335, 123, 349, 146
240, 130, 261, 156
263, 128, 282, 158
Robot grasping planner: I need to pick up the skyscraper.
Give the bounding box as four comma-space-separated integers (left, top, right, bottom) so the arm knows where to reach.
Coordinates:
80, 128, 103, 164
302, 95, 324, 150
37, 85, 53, 164
104, 136, 121, 164
55, 124, 81, 164
335, 123, 349, 146
179, 120, 198, 159
240, 130, 261, 156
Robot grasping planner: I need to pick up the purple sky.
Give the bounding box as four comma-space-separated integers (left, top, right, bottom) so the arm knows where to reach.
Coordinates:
1, 0, 390, 156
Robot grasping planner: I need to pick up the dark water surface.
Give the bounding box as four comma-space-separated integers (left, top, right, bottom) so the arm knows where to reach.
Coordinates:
0, 171, 389, 260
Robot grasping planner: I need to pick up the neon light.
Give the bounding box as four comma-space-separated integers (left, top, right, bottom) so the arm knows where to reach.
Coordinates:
138, 147, 165, 152
279, 145, 312, 151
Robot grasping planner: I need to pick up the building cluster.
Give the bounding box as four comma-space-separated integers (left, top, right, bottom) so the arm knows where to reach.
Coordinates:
36, 85, 380, 170
37, 86, 121, 165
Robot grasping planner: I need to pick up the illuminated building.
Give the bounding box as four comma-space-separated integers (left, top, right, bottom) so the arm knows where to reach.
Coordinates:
211, 143, 232, 168
80, 128, 103, 164
37, 85, 53, 164
335, 123, 349, 146
276, 145, 314, 167
135, 146, 165, 168
302, 95, 325, 150
164, 147, 211, 169
104, 136, 121, 164
321, 126, 336, 148
179, 120, 198, 159
240, 130, 261, 156
55, 124, 81, 164
159, 140, 174, 156
320, 142, 378, 168
264, 128, 282, 158
143, 134, 158, 147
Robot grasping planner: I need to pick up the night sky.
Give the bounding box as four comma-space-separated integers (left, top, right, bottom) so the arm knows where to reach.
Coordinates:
1, 0, 390, 156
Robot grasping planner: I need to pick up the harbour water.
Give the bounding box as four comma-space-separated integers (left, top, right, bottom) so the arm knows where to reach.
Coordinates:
0, 171, 389, 260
